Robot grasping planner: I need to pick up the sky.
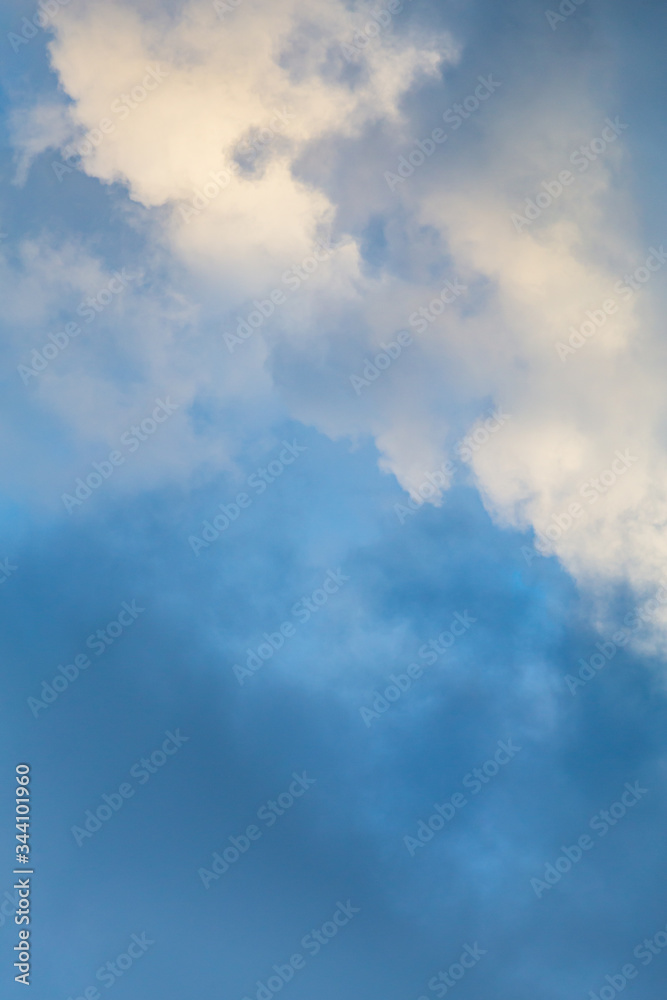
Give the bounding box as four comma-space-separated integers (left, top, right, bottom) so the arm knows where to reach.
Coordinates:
1, 0, 667, 998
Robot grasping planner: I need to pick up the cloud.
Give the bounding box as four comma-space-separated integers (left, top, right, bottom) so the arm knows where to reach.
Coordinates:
9, 0, 667, 649
38, 0, 455, 292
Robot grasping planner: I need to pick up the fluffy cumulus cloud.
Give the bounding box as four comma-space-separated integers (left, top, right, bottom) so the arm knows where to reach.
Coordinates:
42, 0, 453, 285
13, 0, 665, 640
7, 0, 465, 496
4, 2, 667, 999
414, 91, 667, 632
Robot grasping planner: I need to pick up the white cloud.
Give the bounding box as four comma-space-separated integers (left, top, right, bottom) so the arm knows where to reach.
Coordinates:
10, 0, 667, 646
37, 0, 455, 296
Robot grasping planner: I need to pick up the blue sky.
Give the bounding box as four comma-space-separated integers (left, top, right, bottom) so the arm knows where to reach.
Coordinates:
1, 1, 667, 998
